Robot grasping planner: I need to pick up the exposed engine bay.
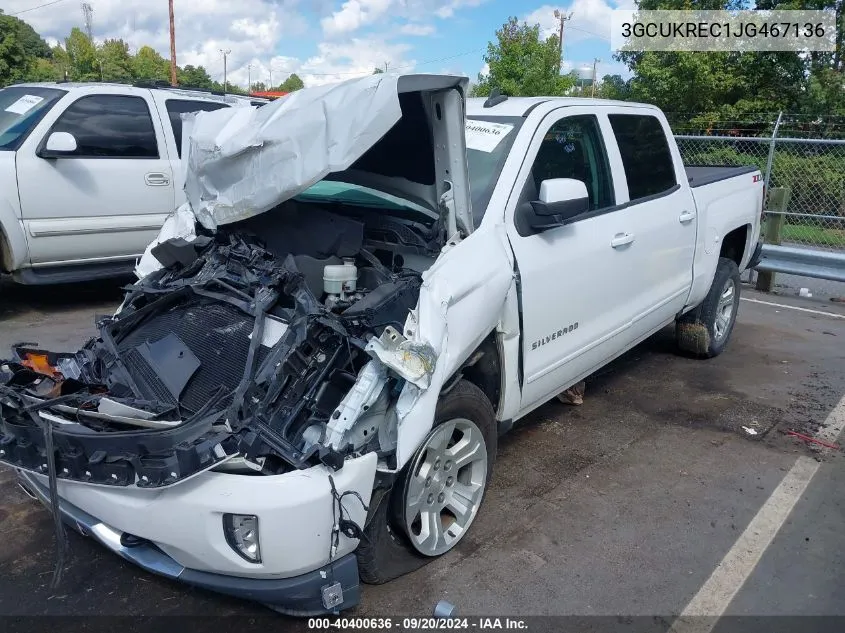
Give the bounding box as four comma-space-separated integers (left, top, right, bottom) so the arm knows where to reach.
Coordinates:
0, 200, 442, 488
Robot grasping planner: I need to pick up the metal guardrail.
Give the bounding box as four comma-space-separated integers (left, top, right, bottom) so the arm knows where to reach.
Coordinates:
757, 244, 845, 282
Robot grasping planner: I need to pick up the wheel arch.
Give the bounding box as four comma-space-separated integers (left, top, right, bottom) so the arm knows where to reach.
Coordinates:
443, 330, 503, 419
0, 201, 29, 273
720, 223, 752, 270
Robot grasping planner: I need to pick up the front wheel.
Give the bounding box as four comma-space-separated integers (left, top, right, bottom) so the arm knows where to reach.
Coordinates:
357, 380, 497, 583
676, 257, 741, 358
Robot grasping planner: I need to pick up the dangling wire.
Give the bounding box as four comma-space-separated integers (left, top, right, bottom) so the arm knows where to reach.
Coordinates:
27, 409, 67, 590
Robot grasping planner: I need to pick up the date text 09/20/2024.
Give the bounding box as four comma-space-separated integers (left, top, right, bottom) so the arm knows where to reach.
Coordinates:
307, 617, 530, 630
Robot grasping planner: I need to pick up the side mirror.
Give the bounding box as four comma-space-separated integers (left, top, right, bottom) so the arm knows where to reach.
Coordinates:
524, 178, 590, 231
38, 132, 77, 158
533, 178, 590, 217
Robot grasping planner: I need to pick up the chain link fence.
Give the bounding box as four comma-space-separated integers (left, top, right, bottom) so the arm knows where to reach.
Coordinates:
672, 114, 845, 299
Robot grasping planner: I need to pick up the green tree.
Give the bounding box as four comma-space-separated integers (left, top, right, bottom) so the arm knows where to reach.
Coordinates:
132, 45, 169, 82
99, 38, 132, 82
598, 74, 631, 100
617, 0, 810, 117
798, 67, 845, 116
373, 67, 384, 74
178, 64, 214, 89
50, 44, 71, 81
0, 10, 54, 85
251, 80, 267, 91
278, 73, 304, 91
65, 27, 98, 80
27, 57, 61, 81
472, 16, 575, 97
0, 10, 50, 59
0, 15, 29, 86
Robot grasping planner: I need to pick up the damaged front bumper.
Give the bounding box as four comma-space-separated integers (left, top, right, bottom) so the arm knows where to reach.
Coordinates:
16, 451, 377, 615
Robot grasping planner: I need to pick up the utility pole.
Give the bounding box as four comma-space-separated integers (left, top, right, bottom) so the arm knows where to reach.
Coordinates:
220, 49, 231, 93
168, 0, 177, 86
591, 57, 600, 97
553, 9, 573, 74
269, 65, 273, 89
247, 64, 252, 93
384, 61, 389, 72
81, 3, 94, 42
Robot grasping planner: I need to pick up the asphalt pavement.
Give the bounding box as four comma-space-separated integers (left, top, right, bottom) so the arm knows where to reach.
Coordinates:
1, 279, 844, 631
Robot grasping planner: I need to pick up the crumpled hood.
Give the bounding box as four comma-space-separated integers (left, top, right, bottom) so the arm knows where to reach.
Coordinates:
183, 74, 403, 230
180, 73, 471, 238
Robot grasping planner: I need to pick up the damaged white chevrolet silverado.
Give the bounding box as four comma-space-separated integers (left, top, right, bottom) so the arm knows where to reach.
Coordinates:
0, 74, 764, 615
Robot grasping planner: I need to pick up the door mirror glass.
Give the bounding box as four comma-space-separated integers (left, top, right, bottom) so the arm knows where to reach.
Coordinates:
531, 178, 590, 220
40, 131, 77, 157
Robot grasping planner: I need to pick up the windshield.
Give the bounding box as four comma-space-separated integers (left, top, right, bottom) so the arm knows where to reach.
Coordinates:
0, 87, 66, 151
295, 180, 437, 221
466, 115, 523, 222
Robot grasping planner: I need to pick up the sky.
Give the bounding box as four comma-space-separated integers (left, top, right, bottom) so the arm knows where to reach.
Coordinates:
4, 0, 636, 89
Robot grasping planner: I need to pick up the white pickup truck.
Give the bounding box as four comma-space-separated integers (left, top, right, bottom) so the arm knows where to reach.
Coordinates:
0, 74, 763, 615
0, 82, 262, 284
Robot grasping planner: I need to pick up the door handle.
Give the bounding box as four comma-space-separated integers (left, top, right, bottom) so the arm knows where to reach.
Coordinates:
610, 232, 635, 248
145, 172, 170, 186
679, 210, 696, 223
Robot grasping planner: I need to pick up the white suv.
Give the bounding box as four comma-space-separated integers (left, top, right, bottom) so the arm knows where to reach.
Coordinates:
0, 82, 264, 284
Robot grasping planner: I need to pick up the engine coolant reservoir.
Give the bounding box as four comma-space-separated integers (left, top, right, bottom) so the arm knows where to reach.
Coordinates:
323, 259, 358, 295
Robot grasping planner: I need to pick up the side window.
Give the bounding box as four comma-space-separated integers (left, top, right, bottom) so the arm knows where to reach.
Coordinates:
49, 95, 158, 158
529, 115, 614, 211
608, 114, 677, 200
165, 99, 229, 157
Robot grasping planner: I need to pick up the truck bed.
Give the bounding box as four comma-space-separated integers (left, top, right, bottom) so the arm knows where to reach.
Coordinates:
685, 165, 758, 188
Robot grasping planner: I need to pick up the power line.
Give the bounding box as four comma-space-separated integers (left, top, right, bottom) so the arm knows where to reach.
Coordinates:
10, 0, 70, 16
568, 24, 611, 41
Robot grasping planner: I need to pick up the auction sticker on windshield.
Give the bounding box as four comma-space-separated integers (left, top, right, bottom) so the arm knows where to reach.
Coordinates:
466, 120, 514, 152
4, 94, 44, 115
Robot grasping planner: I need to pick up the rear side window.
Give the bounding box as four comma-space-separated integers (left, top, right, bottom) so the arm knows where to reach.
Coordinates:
50, 95, 158, 158
608, 114, 676, 200
166, 99, 229, 157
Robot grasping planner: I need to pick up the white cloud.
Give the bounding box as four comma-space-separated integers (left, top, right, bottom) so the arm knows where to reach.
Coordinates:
399, 23, 436, 36
479, 62, 490, 77
523, 0, 623, 46
4, 0, 306, 83
321, 0, 393, 37
5, 0, 429, 89
434, 0, 488, 19
299, 38, 415, 85
321, 0, 490, 36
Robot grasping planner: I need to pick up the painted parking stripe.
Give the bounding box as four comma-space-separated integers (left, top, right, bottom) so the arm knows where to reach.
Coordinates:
670, 392, 845, 633
741, 297, 845, 320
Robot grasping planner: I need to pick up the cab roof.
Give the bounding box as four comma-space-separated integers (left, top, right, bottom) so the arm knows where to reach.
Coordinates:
465, 96, 659, 117
6, 82, 264, 104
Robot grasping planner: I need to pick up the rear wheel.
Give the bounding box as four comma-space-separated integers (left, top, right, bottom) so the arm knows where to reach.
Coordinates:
357, 380, 496, 583
676, 257, 741, 358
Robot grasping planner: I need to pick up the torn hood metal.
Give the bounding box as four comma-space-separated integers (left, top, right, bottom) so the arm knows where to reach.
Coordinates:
183, 73, 472, 233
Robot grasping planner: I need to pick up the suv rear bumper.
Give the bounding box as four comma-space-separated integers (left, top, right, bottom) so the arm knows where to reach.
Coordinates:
17, 467, 366, 615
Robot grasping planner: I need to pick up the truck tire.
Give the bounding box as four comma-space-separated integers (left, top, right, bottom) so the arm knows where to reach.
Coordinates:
676, 257, 741, 358
357, 379, 497, 584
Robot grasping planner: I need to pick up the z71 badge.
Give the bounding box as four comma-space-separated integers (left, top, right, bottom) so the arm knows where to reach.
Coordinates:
532, 322, 578, 350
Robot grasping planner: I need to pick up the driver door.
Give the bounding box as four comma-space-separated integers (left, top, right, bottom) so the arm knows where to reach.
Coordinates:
505, 108, 638, 412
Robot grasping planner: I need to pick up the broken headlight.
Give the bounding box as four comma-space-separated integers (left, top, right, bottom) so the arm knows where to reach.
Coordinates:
223, 513, 261, 563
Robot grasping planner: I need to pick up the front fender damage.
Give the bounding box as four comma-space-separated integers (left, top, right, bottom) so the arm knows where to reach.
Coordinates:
352, 226, 517, 470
